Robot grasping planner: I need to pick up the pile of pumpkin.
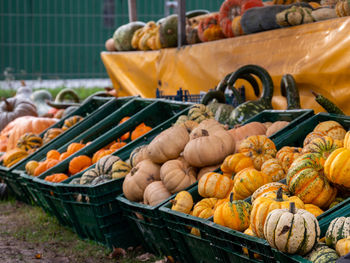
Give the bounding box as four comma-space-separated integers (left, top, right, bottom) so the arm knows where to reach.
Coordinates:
168, 119, 350, 259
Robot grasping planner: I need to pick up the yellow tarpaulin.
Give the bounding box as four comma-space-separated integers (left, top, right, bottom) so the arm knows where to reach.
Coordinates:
101, 17, 350, 114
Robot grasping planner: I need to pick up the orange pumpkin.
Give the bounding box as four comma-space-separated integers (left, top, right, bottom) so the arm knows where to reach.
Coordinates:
68, 155, 92, 175
131, 123, 152, 141
34, 159, 59, 177
197, 14, 225, 42
109, 141, 127, 151
119, 116, 131, 141
67, 142, 85, 155
46, 150, 61, 160
92, 149, 114, 164
44, 173, 68, 183
59, 152, 71, 161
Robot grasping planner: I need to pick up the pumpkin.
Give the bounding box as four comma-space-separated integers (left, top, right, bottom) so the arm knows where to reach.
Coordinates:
131, 123, 152, 141
91, 174, 111, 186
228, 122, 267, 151
0, 97, 37, 131
276, 6, 314, 27
46, 150, 61, 160
220, 153, 254, 177
42, 128, 64, 144
287, 153, 337, 209
198, 172, 233, 199
66, 142, 85, 155
261, 158, 285, 182
232, 167, 273, 200
184, 129, 235, 167
143, 181, 172, 206
276, 146, 302, 173
111, 160, 131, 179
192, 198, 218, 218
2, 148, 29, 167
303, 130, 328, 147
25, 160, 39, 175
44, 173, 68, 183
304, 204, 324, 218
197, 164, 221, 181
324, 148, 350, 191
214, 193, 251, 232
53, 109, 65, 119
109, 141, 127, 151
187, 104, 213, 123
265, 121, 290, 137
306, 244, 339, 263
59, 152, 71, 161
313, 121, 346, 141
160, 158, 196, 194
92, 149, 114, 164
251, 182, 289, 203
119, 116, 131, 141
302, 136, 340, 166
219, 0, 241, 37
80, 168, 99, 185
129, 145, 149, 167
335, 0, 350, 17
171, 191, 193, 214
16, 133, 42, 152
95, 155, 120, 176
197, 13, 225, 42
61, 115, 83, 131
325, 217, 350, 248
122, 159, 161, 202
177, 120, 199, 134
344, 131, 350, 149
147, 125, 190, 164
189, 119, 225, 140
336, 237, 350, 257
34, 159, 59, 176
5, 116, 57, 151
250, 187, 305, 238
264, 202, 320, 255
68, 155, 92, 175
238, 135, 277, 170
174, 115, 189, 125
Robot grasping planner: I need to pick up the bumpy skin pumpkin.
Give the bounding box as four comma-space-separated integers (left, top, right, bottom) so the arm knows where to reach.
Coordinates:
197, 13, 225, 42
261, 158, 285, 182
198, 172, 233, 199
187, 104, 214, 123
111, 160, 131, 179
3, 148, 28, 167
16, 133, 42, 152
122, 159, 161, 202
313, 121, 346, 141
238, 135, 277, 170
61, 115, 83, 131
95, 155, 120, 176
304, 204, 324, 218
171, 191, 193, 214
336, 237, 350, 257
221, 153, 254, 176
43, 128, 64, 144
219, 0, 241, 37
276, 146, 302, 173
325, 217, 350, 248
214, 194, 251, 232
92, 149, 114, 164
303, 130, 328, 147
287, 153, 337, 209
143, 181, 171, 206
324, 148, 350, 190
232, 168, 273, 200
264, 204, 320, 255
250, 188, 305, 238
147, 125, 190, 164
251, 182, 289, 203
160, 158, 196, 194
25, 160, 39, 176
184, 129, 235, 167
192, 198, 218, 218
306, 243, 339, 263
80, 168, 99, 185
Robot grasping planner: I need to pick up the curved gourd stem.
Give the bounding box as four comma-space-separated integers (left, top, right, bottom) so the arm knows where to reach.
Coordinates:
201, 90, 226, 105
280, 74, 301, 110
2, 98, 13, 111
55, 88, 80, 103
230, 192, 234, 203
276, 187, 284, 202
217, 73, 260, 99
289, 202, 296, 214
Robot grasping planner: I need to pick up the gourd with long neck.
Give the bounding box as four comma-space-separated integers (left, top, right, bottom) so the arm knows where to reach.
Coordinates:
280, 74, 301, 110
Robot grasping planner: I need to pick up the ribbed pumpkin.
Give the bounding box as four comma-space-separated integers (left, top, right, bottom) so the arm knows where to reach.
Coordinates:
198, 172, 233, 199
264, 203, 320, 255
109, 141, 127, 151
197, 13, 225, 42
91, 174, 110, 186
304, 204, 324, 218
214, 194, 251, 232
171, 191, 193, 214
2, 148, 29, 167
68, 155, 92, 175
336, 237, 350, 257
306, 244, 339, 263
325, 217, 350, 248
61, 115, 83, 131
232, 168, 273, 200
219, 0, 241, 37
192, 198, 218, 218
16, 133, 42, 152
324, 147, 350, 190
313, 121, 346, 141
95, 155, 120, 176
302, 136, 341, 166
80, 168, 99, 185
220, 153, 254, 176
42, 128, 64, 144
187, 104, 214, 123
129, 145, 149, 167
147, 125, 190, 164
25, 160, 39, 176
160, 158, 196, 194
303, 130, 328, 147
287, 153, 337, 209
250, 188, 305, 238
276, 146, 302, 173
143, 181, 172, 206
197, 164, 221, 181
251, 182, 289, 204
111, 160, 131, 179
67, 142, 85, 155
261, 158, 285, 182
238, 135, 277, 170
46, 150, 61, 160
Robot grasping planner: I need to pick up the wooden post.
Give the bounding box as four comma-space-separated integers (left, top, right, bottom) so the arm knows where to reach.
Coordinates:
128, 0, 137, 22
177, 0, 186, 47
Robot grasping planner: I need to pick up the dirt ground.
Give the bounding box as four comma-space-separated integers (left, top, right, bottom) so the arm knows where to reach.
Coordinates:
0, 200, 164, 263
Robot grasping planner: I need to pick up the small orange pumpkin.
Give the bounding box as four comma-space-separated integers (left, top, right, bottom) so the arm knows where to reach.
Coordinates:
67, 142, 85, 155
68, 155, 92, 175
46, 150, 61, 160
131, 123, 152, 141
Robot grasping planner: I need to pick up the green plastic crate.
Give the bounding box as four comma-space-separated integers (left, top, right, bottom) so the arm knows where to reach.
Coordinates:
0, 96, 123, 202
31, 100, 191, 246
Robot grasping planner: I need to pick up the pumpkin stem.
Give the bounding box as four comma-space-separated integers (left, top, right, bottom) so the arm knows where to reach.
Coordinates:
170, 199, 176, 205
276, 187, 284, 201
201, 129, 209, 136
2, 98, 13, 111
130, 167, 138, 176
289, 202, 296, 214
230, 192, 234, 203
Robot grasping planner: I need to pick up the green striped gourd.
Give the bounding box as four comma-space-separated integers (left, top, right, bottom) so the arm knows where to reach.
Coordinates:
325, 217, 350, 248
96, 155, 121, 177
187, 104, 213, 123
16, 133, 43, 152
91, 174, 111, 186
80, 168, 99, 185
306, 243, 338, 263
112, 160, 131, 179
264, 203, 320, 255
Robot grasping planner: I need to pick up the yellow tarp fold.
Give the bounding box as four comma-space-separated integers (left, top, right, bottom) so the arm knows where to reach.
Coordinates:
101, 17, 350, 114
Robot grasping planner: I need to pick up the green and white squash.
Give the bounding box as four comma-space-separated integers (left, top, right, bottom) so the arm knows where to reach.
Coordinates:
80, 168, 99, 185
187, 104, 213, 123
264, 202, 320, 255
306, 243, 339, 263
113, 21, 146, 51
325, 217, 350, 248
69, 177, 82, 185
96, 155, 121, 177
112, 160, 131, 179
91, 174, 111, 186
